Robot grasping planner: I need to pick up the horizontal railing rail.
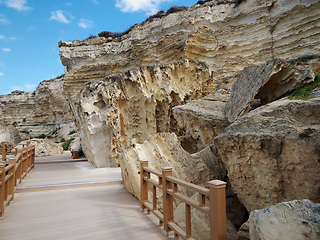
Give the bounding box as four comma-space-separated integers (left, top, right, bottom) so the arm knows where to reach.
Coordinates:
0, 144, 35, 217
139, 160, 227, 240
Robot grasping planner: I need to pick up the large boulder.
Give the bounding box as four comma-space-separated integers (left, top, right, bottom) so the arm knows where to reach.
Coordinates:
249, 199, 320, 240
173, 89, 230, 153
225, 59, 314, 122
215, 97, 320, 212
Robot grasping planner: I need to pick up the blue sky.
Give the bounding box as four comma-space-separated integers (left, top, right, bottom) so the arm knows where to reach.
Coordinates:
0, 0, 199, 95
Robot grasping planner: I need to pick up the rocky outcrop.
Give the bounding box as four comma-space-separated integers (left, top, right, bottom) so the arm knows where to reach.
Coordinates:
0, 75, 75, 137
20, 139, 64, 157
59, 0, 320, 169
249, 200, 320, 240
0, 124, 22, 144
60, 0, 320, 98
73, 60, 215, 167
225, 59, 315, 122
214, 97, 320, 212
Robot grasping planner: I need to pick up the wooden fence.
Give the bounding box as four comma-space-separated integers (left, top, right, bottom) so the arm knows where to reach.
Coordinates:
0, 144, 35, 217
1, 142, 15, 162
139, 160, 227, 240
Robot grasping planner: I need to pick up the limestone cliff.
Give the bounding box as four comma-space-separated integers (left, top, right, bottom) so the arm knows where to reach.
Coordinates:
56, 0, 320, 238
60, 0, 320, 168
60, 0, 320, 98
0, 75, 75, 137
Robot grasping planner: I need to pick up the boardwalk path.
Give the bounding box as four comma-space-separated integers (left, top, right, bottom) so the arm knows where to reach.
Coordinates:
0, 152, 169, 240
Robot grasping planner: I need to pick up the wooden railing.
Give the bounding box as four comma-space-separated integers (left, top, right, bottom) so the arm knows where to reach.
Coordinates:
1, 142, 16, 161
0, 145, 35, 217
139, 160, 227, 240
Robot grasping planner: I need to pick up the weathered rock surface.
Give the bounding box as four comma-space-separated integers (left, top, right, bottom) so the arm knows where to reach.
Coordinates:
173, 90, 230, 153
120, 132, 221, 240
249, 199, 320, 240
20, 139, 63, 157
225, 59, 315, 122
0, 124, 22, 144
73, 60, 215, 167
58, 0, 320, 169
215, 97, 320, 212
0, 75, 75, 137
60, 0, 320, 98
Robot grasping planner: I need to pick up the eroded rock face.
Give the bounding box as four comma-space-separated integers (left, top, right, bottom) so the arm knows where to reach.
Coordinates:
0, 124, 22, 144
173, 89, 230, 153
249, 200, 320, 240
225, 59, 315, 122
0, 75, 75, 137
215, 98, 320, 212
74, 60, 215, 167
60, 0, 320, 98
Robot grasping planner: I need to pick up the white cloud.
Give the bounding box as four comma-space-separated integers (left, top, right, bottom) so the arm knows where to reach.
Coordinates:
49, 10, 73, 24
0, 14, 10, 24
4, 0, 32, 11
116, 0, 173, 15
2, 48, 11, 52
0, 72, 4, 76
90, 0, 99, 4
65, 2, 72, 6
79, 19, 94, 29
0, 35, 16, 41
11, 84, 36, 92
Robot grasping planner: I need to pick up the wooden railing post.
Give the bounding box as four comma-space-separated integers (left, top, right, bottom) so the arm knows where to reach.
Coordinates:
0, 162, 5, 217
7, 158, 16, 202
31, 146, 35, 165
15, 149, 22, 184
2, 142, 6, 162
162, 167, 173, 235
209, 180, 227, 240
139, 160, 149, 211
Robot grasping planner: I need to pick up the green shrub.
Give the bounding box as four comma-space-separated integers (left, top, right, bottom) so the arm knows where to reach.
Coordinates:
34, 134, 47, 139
68, 130, 76, 135
288, 72, 320, 100
61, 137, 75, 151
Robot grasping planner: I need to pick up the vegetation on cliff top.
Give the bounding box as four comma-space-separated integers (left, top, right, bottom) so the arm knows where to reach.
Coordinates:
97, 5, 189, 39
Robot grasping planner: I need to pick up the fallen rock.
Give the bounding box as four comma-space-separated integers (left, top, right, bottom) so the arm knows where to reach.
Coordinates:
21, 139, 63, 157
215, 97, 320, 212
249, 199, 320, 240
173, 90, 230, 153
225, 59, 314, 122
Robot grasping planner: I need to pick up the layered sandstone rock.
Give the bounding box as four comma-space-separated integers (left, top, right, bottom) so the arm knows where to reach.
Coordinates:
249, 200, 320, 240
73, 60, 215, 167
214, 97, 320, 212
0, 75, 75, 137
60, 0, 320, 98
0, 124, 22, 144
